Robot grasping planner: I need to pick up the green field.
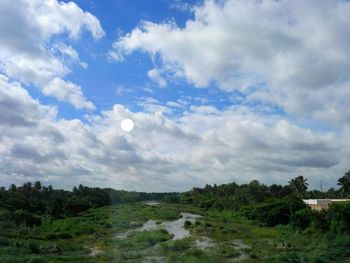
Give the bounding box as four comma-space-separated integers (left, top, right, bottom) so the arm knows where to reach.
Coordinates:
1, 202, 349, 263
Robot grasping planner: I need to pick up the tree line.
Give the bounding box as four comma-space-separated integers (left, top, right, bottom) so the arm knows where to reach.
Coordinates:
1, 171, 349, 232
178, 171, 350, 234
0, 182, 177, 227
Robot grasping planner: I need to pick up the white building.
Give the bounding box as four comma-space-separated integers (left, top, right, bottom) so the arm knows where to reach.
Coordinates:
303, 199, 350, 210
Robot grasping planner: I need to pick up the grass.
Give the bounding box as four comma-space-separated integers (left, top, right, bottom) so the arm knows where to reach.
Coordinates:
0, 203, 349, 262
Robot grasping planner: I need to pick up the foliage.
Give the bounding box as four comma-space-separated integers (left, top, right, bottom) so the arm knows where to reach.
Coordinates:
288, 175, 309, 196
243, 195, 307, 227
0, 173, 350, 262
0, 181, 178, 223
337, 171, 350, 197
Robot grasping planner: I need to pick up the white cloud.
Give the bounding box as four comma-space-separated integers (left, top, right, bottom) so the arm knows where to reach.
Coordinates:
137, 97, 172, 114
43, 78, 95, 110
1, 78, 348, 191
111, 0, 350, 124
32, 0, 105, 40
0, 0, 104, 109
1, 0, 349, 192
147, 68, 167, 87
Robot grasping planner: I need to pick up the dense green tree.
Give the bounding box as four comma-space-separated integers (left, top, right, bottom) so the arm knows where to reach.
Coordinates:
290, 207, 315, 229
288, 175, 308, 196
243, 195, 307, 227
327, 202, 350, 234
337, 171, 350, 197
34, 181, 42, 191
1, 171, 349, 233
9, 184, 17, 192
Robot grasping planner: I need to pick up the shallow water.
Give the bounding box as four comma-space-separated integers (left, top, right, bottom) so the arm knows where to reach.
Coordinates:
195, 236, 214, 249
143, 212, 201, 240
231, 239, 251, 250
144, 201, 161, 206
89, 246, 104, 256
116, 212, 201, 240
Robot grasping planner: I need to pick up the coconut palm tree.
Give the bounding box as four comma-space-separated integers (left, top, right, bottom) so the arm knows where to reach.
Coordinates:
337, 171, 350, 197
288, 175, 308, 196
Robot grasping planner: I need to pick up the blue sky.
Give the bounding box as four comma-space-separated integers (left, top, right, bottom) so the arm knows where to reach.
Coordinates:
37, 0, 275, 121
0, 0, 349, 191
47, 0, 200, 119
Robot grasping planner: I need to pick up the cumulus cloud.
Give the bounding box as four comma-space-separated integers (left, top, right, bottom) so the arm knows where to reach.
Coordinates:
0, 77, 347, 191
1, 0, 349, 192
43, 78, 95, 110
147, 68, 167, 87
0, 0, 104, 109
111, 0, 350, 124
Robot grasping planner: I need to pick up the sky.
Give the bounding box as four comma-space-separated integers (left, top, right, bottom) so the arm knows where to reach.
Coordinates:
0, 0, 350, 192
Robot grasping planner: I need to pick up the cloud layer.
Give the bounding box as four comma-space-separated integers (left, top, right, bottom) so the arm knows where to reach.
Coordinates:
111, 0, 350, 124
0, 0, 104, 109
1, 0, 349, 192
1, 75, 347, 191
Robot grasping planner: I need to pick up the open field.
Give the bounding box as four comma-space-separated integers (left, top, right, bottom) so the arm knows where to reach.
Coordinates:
1, 202, 349, 263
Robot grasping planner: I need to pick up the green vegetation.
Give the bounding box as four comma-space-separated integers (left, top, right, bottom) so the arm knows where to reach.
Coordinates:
0, 171, 349, 262
0, 202, 350, 262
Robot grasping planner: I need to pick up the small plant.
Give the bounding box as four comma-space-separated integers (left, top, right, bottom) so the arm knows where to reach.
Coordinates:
58, 232, 73, 239
104, 223, 113, 228
27, 257, 45, 263
28, 241, 40, 254
45, 233, 56, 240
184, 220, 192, 228
161, 239, 191, 251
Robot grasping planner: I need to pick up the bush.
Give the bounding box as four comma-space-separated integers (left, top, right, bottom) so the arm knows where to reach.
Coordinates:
161, 239, 191, 251
57, 232, 73, 239
326, 202, 350, 234
243, 196, 307, 227
184, 220, 192, 228
290, 208, 314, 230
27, 258, 45, 263
278, 252, 301, 262
0, 237, 10, 246
104, 223, 113, 228
45, 233, 56, 240
12, 210, 42, 227
28, 241, 40, 254
187, 248, 204, 256
120, 230, 173, 249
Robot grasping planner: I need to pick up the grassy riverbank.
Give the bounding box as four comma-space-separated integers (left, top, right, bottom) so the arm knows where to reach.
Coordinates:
1, 203, 349, 262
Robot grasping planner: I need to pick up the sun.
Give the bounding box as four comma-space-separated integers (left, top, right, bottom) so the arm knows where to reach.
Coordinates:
121, 118, 134, 132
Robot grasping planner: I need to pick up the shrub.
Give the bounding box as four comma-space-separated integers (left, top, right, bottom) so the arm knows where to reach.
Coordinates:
45, 233, 56, 240
0, 237, 10, 246
28, 241, 40, 254
162, 239, 191, 251
104, 223, 113, 228
187, 248, 204, 256
290, 208, 314, 230
27, 258, 45, 263
326, 202, 350, 234
243, 196, 307, 227
13, 210, 42, 227
57, 232, 73, 239
278, 252, 302, 262
184, 220, 192, 228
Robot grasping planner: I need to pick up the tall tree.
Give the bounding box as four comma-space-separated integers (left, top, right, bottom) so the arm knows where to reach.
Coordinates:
288, 175, 308, 196
34, 181, 42, 191
337, 171, 350, 197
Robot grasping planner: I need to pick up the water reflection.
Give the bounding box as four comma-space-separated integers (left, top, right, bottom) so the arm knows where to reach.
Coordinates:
144, 201, 161, 206
116, 212, 201, 240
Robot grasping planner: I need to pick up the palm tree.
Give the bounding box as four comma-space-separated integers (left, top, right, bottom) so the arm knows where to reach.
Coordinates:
337, 171, 350, 196
288, 175, 308, 196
